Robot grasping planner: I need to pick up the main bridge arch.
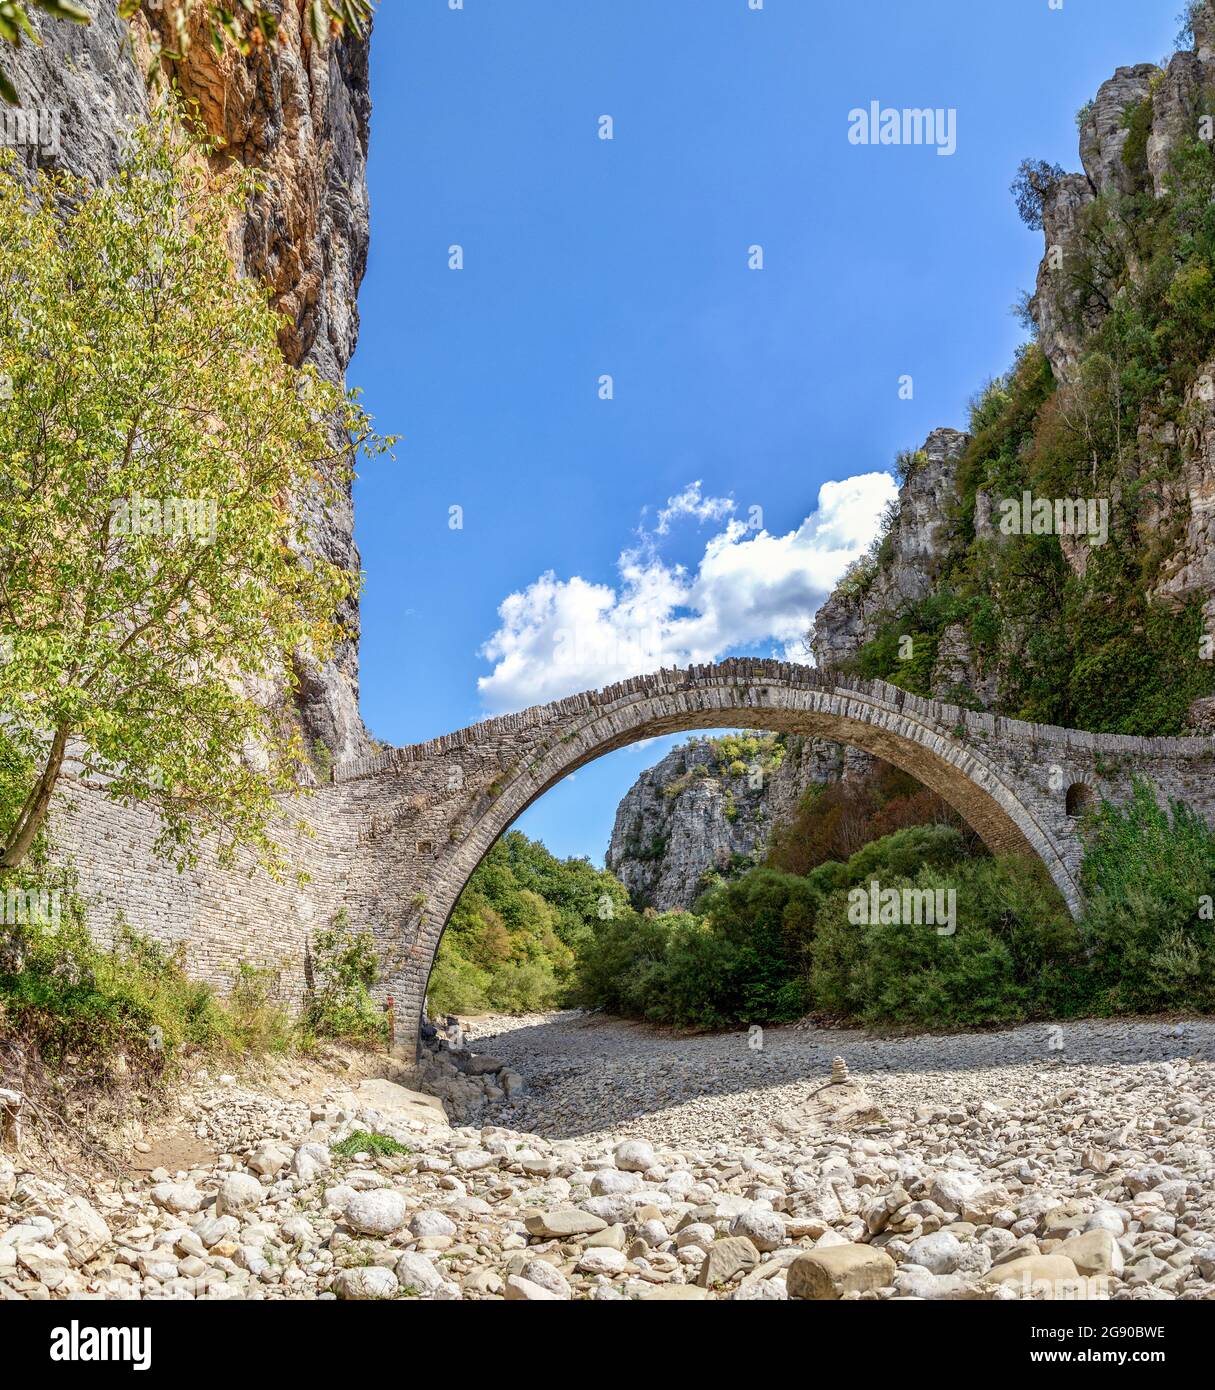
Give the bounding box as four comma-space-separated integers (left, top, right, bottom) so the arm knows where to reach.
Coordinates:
435, 672, 1074, 909
332, 659, 1215, 1043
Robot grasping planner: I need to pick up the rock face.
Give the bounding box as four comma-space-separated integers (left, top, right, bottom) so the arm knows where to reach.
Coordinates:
1152, 366, 1215, 667
811, 428, 970, 678
3, 7, 373, 761
811, 10, 1215, 729
604, 735, 869, 912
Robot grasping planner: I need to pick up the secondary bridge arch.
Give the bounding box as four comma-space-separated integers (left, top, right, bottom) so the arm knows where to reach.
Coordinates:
330, 660, 1215, 1044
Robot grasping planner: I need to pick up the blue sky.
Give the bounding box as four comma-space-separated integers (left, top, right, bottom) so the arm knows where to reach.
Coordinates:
350, 0, 1184, 864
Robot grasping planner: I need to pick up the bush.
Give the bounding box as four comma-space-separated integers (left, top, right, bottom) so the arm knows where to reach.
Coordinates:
226, 962, 296, 1055
1079, 780, 1215, 1013
429, 831, 625, 1016
810, 857, 1083, 1028
575, 818, 1085, 1032
766, 763, 966, 876
305, 913, 387, 1045
426, 939, 491, 1017
648, 923, 752, 1030
485, 958, 562, 1014
0, 868, 397, 1072
573, 910, 686, 1018
331, 1131, 411, 1158
0, 872, 236, 1070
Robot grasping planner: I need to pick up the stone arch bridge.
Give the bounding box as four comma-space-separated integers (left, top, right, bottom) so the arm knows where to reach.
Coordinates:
317, 660, 1215, 1046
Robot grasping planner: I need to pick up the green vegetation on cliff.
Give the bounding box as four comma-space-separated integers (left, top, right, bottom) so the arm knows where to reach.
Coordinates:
847, 123, 1215, 734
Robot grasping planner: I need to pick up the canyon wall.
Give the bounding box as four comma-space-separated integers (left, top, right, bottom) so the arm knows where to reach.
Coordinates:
6, 0, 373, 761
604, 735, 869, 912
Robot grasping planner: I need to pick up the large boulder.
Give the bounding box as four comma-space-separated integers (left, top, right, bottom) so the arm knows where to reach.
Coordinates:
337, 1079, 450, 1133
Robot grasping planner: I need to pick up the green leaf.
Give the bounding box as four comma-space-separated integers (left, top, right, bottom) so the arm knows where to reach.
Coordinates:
117, 0, 141, 19
12, 4, 40, 42
0, 63, 17, 105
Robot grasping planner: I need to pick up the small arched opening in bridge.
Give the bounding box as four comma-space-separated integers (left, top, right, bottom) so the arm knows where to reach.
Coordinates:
1065, 783, 1096, 818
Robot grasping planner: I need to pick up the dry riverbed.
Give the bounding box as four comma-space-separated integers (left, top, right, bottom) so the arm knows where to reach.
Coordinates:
2, 1012, 1214, 1301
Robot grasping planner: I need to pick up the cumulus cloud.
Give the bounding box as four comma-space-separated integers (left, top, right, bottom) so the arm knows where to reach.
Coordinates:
477, 471, 898, 712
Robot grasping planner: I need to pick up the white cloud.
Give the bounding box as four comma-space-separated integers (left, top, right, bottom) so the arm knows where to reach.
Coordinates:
649, 480, 736, 536
477, 471, 898, 712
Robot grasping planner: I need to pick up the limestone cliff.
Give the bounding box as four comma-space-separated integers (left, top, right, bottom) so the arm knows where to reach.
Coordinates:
812, 427, 970, 686
4, 1, 373, 761
812, 8, 1215, 734
604, 735, 868, 912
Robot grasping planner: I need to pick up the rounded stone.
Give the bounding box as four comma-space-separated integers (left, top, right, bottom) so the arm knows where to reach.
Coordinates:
215, 1172, 263, 1217
333, 1266, 399, 1300
345, 1189, 408, 1237
409, 1210, 457, 1238
614, 1140, 656, 1173
730, 1208, 786, 1254
904, 1230, 965, 1274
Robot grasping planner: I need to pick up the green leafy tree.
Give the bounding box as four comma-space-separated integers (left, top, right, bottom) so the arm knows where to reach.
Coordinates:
1010, 158, 1066, 230
0, 105, 389, 875
427, 831, 627, 1017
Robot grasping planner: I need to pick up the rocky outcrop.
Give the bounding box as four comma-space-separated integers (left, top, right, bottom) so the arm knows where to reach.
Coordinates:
1033, 66, 1157, 384
1079, 65, 1158, 198
812, 427, 969, 675
1152, 364, 1215, 669
1023, 10, 1215, 729
3, 5, 373, 761
1032, 25, 1215, 386
1032, 171, 1100, 385
815, 10, 1215, 718
604, 735, 867, 912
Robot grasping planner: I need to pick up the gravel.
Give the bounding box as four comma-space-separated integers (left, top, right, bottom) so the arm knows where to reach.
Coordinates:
3, 1011, 1214, 1302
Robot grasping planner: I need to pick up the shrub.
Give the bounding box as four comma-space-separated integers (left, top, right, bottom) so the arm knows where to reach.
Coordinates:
226, 962, 296, 1055
331, 1131, 411, 1158
430, 830, 625, 1016
305, 913, 387, 1045
426, 939, 491, 1017
0, 872, 235, 1070
573, 910, 684, 1018
1079, 780, 1215, 1013
767, 769, 967, 877
485, 958, 561, 1014
1011, 158, 1067, 229
809, 856, 1082, 1028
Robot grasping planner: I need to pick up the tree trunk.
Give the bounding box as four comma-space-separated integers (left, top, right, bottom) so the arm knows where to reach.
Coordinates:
0, 724, 70, 874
